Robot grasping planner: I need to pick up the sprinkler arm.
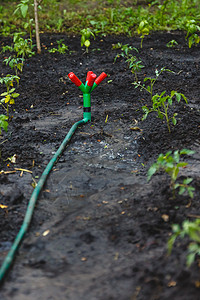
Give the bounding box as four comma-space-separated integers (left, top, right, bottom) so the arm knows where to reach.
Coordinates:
68, 71, 107, 94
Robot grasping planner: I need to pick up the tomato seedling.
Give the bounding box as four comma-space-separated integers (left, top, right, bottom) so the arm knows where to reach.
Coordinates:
0, 75, 20, 117
4, 57, 24, 75
142, 90, 188, 133
168, 219, 200, 267
148, 149, 195, 199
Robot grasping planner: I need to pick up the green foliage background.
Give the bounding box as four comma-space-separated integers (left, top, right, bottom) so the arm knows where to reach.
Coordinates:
0, 0, 200, 36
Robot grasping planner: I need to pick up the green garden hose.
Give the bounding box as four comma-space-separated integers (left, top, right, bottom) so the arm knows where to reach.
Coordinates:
0, 70, 107, 284
0, 118, 88, 283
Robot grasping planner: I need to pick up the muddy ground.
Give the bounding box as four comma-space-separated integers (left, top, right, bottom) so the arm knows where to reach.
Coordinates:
0, 31, 200, 299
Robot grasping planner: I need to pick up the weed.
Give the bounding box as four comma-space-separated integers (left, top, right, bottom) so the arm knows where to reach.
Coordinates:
168, 219, 200, 267
148, 149, 195, 198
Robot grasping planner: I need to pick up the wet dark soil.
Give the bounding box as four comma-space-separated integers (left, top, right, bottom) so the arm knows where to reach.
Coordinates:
0, 32, 200, 299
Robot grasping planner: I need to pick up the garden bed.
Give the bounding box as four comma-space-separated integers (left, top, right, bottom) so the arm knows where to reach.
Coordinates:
0, 31, 200, 299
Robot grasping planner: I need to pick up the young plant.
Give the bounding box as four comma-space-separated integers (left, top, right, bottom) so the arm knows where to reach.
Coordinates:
113, 43, 138, 59
137, 20, 150, 48
13, 33, 35, 58
134, 67, 173, 100
0, 75, 20, 117
142, 90, 188, 133
166, 40, 178, 48
168, 219, 200, 267
48, 39, 69, 54
3, 57, 24, 75
113, 43, 143, 81
185, 20, 200, 48
148, 149, 195, 198
80, 28, 95, 53
126, 56, 144, 82
0, 114, 8, 135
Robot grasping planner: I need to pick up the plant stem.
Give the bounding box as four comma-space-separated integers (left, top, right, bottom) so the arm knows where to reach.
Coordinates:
34, 0, 41, 54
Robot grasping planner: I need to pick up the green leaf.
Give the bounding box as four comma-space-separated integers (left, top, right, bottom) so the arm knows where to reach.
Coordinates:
1, 92, 8, 97
147, 164, 158, 181
84, 40, 90, 48
177, 162, 188, 168
0, 114, 8, 133
188, 187, 194, 199
168, 97, 173, 105
180, 149, 195, 156
175, 92, 181, 102
183, 178, 193, 185
178, 186, 185, 195
172, 117, 177, 125
12, 93, 20, 98
186, 252, 196, 267
9, 88, 15, 93
21, 4, 28, 18
157, 110, 164, 119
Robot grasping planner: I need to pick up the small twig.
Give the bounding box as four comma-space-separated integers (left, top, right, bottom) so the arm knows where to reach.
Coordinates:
187, 214, 200, 219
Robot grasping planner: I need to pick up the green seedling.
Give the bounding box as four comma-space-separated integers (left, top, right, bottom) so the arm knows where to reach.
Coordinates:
80, 28, 95, 53
142, 90, 188, 133
0, 114, 8, 135
126, 56, 144, 82
134, 67, 173, 100
114, 43, 138, 62
166, 40, 178, 48
0, 75, 20, 117
4, 57, 24, 75
168, 219, 200, 267
137, 20, 150, 48
13, 34, 35, 58
113, 44, 143, 81
185, 20, 200, 48
48, 39, 69, 54
148, 149, 195, 198
14, 0, 34, 45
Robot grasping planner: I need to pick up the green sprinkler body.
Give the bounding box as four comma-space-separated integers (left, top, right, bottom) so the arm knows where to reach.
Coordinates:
68, 71, 107, 121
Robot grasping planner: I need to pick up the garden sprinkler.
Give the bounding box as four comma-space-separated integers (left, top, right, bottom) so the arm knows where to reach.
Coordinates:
68, 71, 107, 122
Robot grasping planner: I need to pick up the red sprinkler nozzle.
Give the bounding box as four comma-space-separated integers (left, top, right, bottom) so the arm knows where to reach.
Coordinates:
86, 71, 93, 82
95, 72, 107, 85
87, 72, 97, 87
68, 72, 82, 87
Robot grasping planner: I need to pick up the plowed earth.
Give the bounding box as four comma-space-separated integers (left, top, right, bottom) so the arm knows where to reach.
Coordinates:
0, 32, 200, 299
